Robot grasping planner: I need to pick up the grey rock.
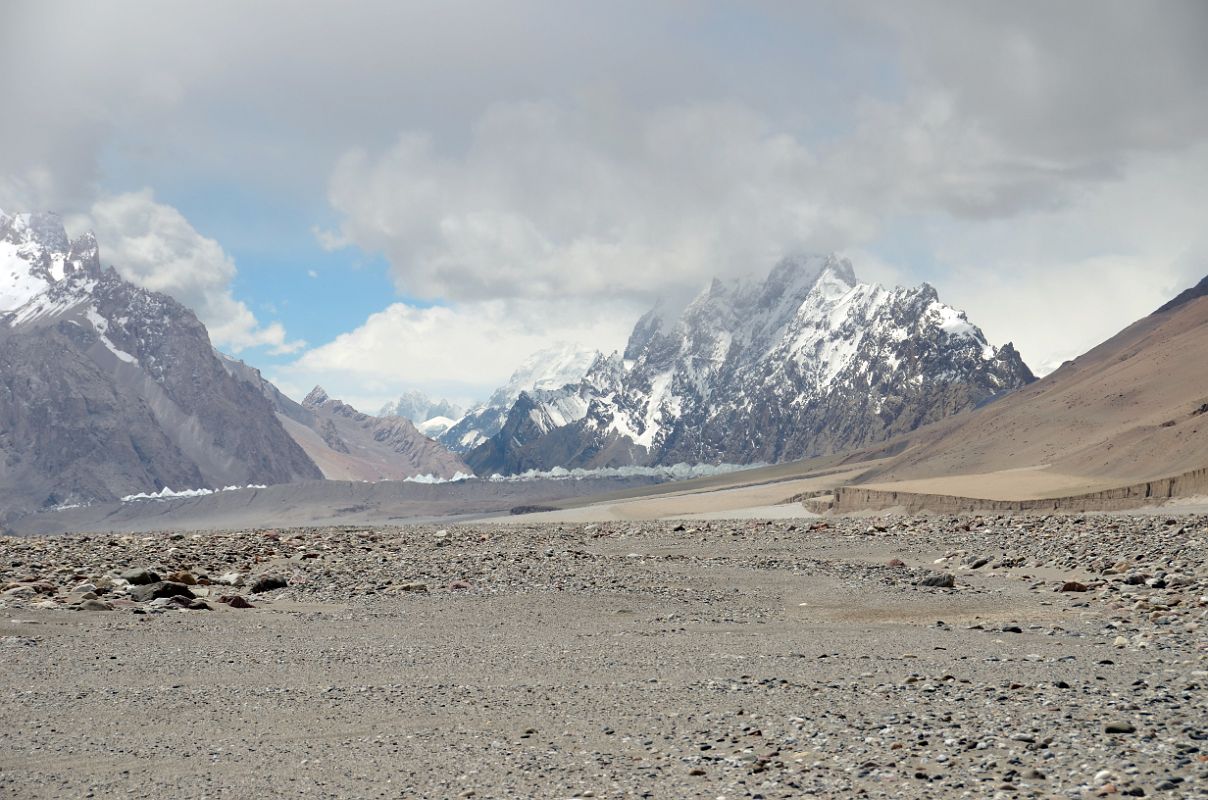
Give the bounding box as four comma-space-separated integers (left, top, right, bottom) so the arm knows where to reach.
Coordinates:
119, 568, 160, 586
919, 573, 956, 588
249, 575, 288, 594
129, 581, 196, 603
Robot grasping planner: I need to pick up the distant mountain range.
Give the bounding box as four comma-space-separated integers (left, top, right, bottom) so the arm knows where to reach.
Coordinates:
0, 208, 1046, 523
378, 391, 464, 438
435, 343, 602, 454
216, 360, 469, 483
464, 255, 1034, 475
0, 211, 463, 522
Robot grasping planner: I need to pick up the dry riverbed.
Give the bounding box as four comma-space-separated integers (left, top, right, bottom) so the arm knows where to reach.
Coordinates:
1, 515, 1206, 799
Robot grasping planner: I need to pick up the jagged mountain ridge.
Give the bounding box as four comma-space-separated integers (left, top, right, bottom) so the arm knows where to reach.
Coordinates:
437, 343, 601, 453
466, 255, 1035, 475
0, 210, 322, 521
214, 354, 469, 482
294, 386, 469, 481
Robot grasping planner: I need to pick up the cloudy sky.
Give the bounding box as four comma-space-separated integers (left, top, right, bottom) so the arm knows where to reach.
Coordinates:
3, 1, 1206, 411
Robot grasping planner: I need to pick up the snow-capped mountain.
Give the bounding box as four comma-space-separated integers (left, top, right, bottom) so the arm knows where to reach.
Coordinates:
466, 254, 1035, 475
0, 210, 322, 522
378, 390, 463, 426
1, 210, 98, 309
437, 342, 601, 453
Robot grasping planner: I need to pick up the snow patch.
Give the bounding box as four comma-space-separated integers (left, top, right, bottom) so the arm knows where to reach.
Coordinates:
396, 463, 762, 485
459, 430, 487, 449
929, 301, 979, 339
121, 484, 268, 502
84, 306, 138, 364
8, 287, 89, 326
402, 471, 476, 484
0, 240, 51, 312
416, 415, 456, 438
489, 462, 763, 482
488, 342, 600, 408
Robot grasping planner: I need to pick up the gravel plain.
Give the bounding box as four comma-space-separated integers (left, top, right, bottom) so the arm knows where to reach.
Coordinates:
1, 514, 1206, 799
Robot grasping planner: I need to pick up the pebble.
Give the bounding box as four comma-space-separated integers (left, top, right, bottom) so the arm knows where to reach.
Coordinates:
0, 513, 1203, 798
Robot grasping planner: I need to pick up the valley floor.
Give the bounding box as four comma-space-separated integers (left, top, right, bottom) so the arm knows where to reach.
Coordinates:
1, 516, 1205, 799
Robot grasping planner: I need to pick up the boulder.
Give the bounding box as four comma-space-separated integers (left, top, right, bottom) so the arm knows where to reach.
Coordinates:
129, 581, 195, 603
249, 575, 288, 594
119, 568, 160, 586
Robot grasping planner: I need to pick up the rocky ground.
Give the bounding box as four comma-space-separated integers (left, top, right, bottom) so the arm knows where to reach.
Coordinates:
0, 514, 1205, 799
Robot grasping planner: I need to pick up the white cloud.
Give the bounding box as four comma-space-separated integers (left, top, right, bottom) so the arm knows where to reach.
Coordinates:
323, 100, 837, 306
81, 189, 304, 354
5, 1, 1207, 393
272, 297, 634, 411
322, 88, 1208, 376
924, 145, 1208, 374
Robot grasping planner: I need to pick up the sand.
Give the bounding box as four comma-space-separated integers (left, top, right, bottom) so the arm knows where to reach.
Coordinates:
856, 466, 1121, 501
489, 469, 867, 523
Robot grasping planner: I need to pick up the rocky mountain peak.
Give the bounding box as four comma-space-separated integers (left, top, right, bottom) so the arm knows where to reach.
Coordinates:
0, 213, 324, 520
466, 252, 1037, 475
760, 253, 851, 301
303, 385, 331, 408
1, 210, 105, 315
5, 211, 70, 253
67, 231, 101, 277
